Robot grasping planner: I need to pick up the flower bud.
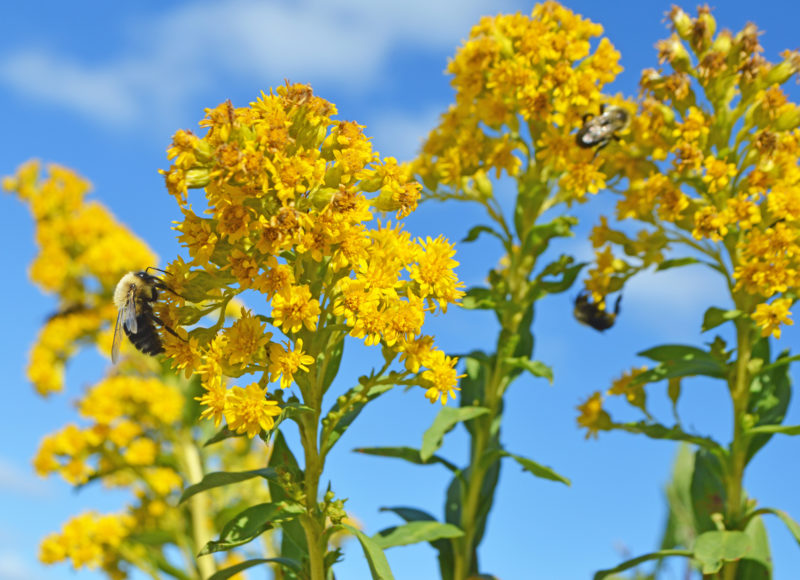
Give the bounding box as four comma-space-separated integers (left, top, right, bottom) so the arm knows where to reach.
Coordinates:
671, 6, 693, 41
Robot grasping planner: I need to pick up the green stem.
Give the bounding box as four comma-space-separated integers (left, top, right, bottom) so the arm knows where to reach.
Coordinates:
176, 431, 216, 580
451, 246, 532, 579
722, 316, 753, 580
297, 337, 328, 580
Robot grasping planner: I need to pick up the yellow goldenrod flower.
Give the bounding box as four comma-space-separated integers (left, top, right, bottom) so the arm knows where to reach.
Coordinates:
576, 392, 612, 439
421, 350, 464, 405
268, 338, 315, 389
224, 383, 282, 438
752, 297, 794, 338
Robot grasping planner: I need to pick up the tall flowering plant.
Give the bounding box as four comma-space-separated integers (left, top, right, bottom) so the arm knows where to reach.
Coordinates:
574, 7, 800, 578
5, 162, 274, 580
159, 83, 464, 579
357, 3, 628, 578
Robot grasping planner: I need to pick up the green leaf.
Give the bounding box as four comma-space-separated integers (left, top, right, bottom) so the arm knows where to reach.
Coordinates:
635, 344, 728, 381
690, 450, 727, 534
655, 257, 700, 271
460, 287, 496, 310
199, 501, 305, 555
342, 524, 395, 580
373, 521, 463, 550
693, 530, 751, 574
701, 306, 741, 332
500, 450, 570, 485
354, 446, 458, 471
179, 468, 278, 504
593, 549, 692, 579
319, 338, 345, 394
203, 425, 244, 447
268, 431, 307, 567
503, 357, 553, 384
207, 558, 302, 580
746, 424, 800, 436
755, 508, 800, 547
615, 422, 724, 455
421, 406, 489, 461
380, 507, 455, 580
735, 515, 772, 579
521, 216, 578, 256
462, 225, 505, 244
745, 340, 792, 464
323, 383, 394, 453
535, 260, 586, 295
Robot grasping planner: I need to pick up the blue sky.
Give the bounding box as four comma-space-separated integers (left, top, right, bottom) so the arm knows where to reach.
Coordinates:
2, 1, 800, 579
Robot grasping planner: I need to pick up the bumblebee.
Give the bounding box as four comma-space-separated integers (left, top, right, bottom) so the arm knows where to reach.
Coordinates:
574, 291, 621, 332
112, 269, 180, 363
575, 105, 630, 152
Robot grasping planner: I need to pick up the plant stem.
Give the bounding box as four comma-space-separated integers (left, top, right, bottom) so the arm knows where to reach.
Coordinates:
176, 430, 216, 580
722, 315, 753, 580
298, 374, 326, 580
452, 245, 531, 579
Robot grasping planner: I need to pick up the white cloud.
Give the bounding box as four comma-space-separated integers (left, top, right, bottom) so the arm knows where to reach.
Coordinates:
0, 551, 37, 580
0, 0, 520, 128
0, 456, 49, 498
367, 107, 441, 161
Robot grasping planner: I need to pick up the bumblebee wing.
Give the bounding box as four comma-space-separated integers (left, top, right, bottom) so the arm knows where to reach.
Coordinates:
123, 290, 138, 334
112, 308, 125, 364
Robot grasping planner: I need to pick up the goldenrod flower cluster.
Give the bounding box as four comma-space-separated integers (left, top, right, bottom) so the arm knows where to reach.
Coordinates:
585, 7, 800, 339
33, 376, 183, 486
39, 511, 133, 577
3, 162, 156, 394
160, 83, 465, 437
413, 1, 626, 203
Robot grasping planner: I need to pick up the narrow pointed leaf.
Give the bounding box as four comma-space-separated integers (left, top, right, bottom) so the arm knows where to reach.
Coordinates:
462, 225, 504, 244
755, 508, 800, 547
199, 501, 305, 555
593, 549, 692, 579
655, 257, 700, 271
503, 357, 553, 384
421, 406, 489, 461
460, 287, 496, 310
373, 521, 463, 549
501, 450, 570, 485
342, 524, 395, 580
701, 306, 741, 332
354, 446, 458, 471
180, 468, 278, 504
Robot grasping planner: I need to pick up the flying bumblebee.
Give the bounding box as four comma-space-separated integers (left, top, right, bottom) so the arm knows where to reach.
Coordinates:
112, 269, 180, 363
574, 291, 621, 332
575, 105, 630, 152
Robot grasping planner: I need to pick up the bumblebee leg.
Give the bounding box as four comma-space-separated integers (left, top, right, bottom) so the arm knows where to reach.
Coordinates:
149, 313, 187, 342
613, 295, 622, 315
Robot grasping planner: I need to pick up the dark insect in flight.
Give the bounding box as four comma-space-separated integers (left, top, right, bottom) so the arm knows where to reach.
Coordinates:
574, 291, 621, 332
112, 268, 181, 363
575, 105, 630, 152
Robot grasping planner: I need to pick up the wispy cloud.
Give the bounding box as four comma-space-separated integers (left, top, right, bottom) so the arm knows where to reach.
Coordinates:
0, 456, 49, 498
0, 0, 519, 128
0, 551, 38, 580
